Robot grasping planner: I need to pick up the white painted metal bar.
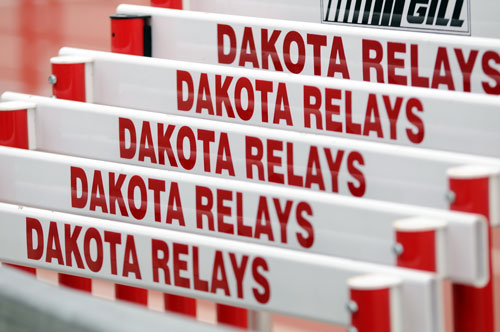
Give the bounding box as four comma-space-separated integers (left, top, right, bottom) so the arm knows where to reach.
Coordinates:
185, 0, 499, 39
115, 5, 500, 95
0, 146, 488, 287
53, 49, 500, 158
2, 93, 500, 211
0, 202, 441, 331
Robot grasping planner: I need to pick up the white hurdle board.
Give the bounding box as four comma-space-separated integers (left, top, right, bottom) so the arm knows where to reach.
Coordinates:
0, 146, 488, 287
0, 202, 441, 331
3, 93, 500, 210
55, 48, 500, 157
116, 5, 500, 95
186, 0, 500, 39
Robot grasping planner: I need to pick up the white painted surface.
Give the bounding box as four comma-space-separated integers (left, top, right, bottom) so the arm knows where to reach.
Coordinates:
116, 5, 500, 95
0, 202, 440, 330
56, 49, 500, 157
2, 93, 500, 211
0, 146, 488, 286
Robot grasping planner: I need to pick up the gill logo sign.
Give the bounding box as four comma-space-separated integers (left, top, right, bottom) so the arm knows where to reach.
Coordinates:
321, 0, 469, 35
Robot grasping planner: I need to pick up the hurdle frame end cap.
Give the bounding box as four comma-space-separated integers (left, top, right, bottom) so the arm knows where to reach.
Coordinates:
50, 55, 94, 65
0, 101, 36, 111
348, 274, 402, 290
393, 217, 447, 232
447, 165, 500, 179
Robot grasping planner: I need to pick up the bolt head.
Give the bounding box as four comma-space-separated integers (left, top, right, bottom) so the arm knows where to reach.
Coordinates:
48, 74, 57, 85
346, 300, 358, 313
393, 243, 404, 256
446, 190, 456, 204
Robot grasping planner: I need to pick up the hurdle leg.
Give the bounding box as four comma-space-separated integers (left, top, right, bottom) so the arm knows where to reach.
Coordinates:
110, 14, 151, 57
109, 13, 199, 317
0, 101, 37, 276
447, 165, 500, 332
348, 274, 403, 332
50, 57, 94, 292
394, 217, 448, 331
394, 217, 447, 275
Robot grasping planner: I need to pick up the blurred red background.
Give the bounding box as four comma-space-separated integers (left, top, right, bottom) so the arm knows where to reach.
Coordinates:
0, 0, 149, 96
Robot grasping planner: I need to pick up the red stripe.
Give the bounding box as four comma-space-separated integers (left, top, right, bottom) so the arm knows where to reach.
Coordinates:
350, 288, 391, 332
164, 294, 197, 317
115, 283, 148, 306
449, 176, 495, 332
4, 263, 36, 275
51, 62, 86, 102
396, 230, 436, 272
59, 273, 92, 292
217, 304, 249, 329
